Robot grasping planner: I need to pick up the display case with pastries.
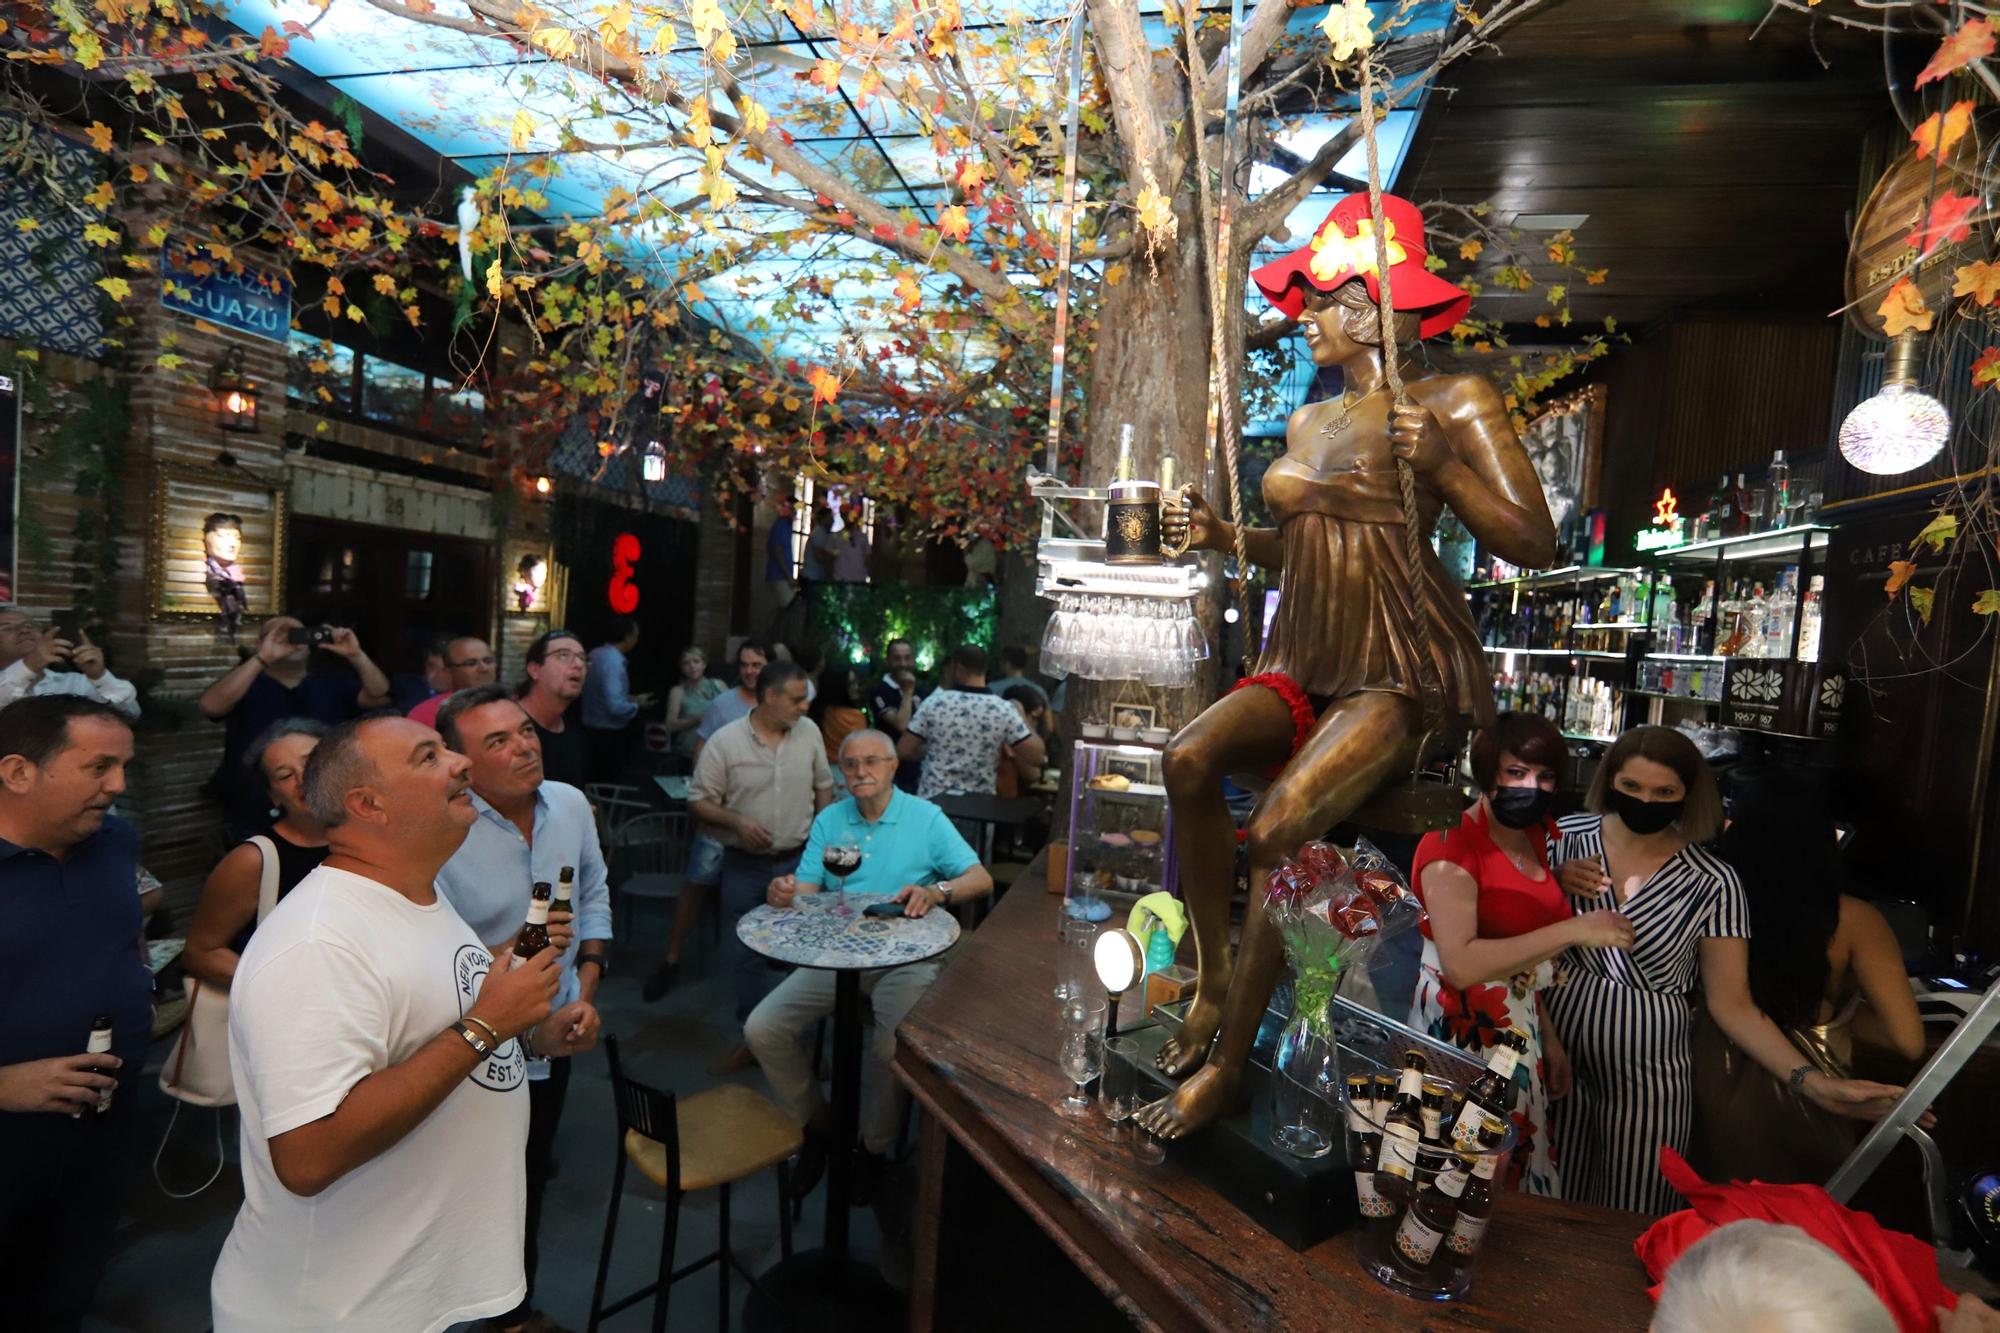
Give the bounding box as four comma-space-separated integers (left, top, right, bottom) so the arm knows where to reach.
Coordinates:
1062, 739, 1180, 923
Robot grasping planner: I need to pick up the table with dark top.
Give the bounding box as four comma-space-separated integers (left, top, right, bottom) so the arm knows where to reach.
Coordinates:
893, 854, 1661, 1332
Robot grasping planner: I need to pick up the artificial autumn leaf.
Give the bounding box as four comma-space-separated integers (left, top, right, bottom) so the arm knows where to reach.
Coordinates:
1885, 560, 1919, 598
510, 109, 535, 152
81, 223, 117, 247
1912, 101, 1976, 161
1912, 509, 1959, 552
1955, 261, 2000, 306
810, 58, 843, 92
807, 365, 841, 405
94, 276, 130, 301
1974, 347, 2000, 391
743, 100, 770, 135
1318, 0, 1373, 62
1457, 238, 1483, 262
1879, 278, 1935, 337
258, 26, 289, 59
689, 0, 736, 60
1907, 192, 1979, 255
937, 204, 971, 241
85, 121, 113, 153
1911, 587, 1937, 625
1916, 18, 1995, 88
1975, 590, 2000, 616
894, 272, 921, 312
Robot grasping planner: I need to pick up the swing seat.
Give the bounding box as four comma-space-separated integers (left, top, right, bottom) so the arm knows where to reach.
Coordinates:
1348, 730, 1472, 835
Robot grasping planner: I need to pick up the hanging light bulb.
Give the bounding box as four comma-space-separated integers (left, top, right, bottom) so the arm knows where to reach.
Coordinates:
642, 438, 667, 483
1839, 331, 1950, 476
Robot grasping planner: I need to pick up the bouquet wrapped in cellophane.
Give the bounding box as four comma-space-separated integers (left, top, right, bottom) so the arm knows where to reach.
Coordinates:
1263, 837, 1425, 1038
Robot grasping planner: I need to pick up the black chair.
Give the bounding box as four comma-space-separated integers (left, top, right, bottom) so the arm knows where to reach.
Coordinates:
588, 1037, 801, 1333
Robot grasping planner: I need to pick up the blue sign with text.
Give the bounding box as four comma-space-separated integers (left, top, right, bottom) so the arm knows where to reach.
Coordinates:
159, 241, 292, 343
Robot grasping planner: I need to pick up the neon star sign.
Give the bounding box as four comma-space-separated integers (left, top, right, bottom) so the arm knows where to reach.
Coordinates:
1635, 487, 1688, 553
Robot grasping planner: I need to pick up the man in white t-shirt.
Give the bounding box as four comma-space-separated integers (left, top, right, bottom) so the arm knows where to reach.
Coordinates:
210, 714, 567, 1333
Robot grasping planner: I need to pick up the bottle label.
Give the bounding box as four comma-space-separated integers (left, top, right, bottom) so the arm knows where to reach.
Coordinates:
1433, 1165, 1469, 1200
1446, 1213, 1490, 1256
1450, 1101, 1498, 1150
1397, 1067, 1424, 1099
552, 891, 573, 912
1378, 1123, 1419, 1180
1394, 1210, 1447, 1268
86, 1029, 114, 1055
1345, 1099, 1373, 1134
1420, 1105, 1443, 1139
1488, 1045, 1520, 1082
524, 897, 550, 925
1355, 1171, 1396, 1218
1468, 1150, 1502, 1183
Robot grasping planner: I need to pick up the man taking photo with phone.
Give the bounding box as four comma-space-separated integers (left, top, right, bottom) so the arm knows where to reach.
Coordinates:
198, 616, 392, 838
0, 607, 140, 719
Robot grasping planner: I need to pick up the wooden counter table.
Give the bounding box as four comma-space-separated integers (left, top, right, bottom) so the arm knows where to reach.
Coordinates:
893, 860, 1659, 1331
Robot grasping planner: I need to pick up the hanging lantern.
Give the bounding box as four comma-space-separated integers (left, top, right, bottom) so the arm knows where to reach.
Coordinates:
642, 438, 667, 483
1838, 331, 1950, 476
210, 347, 260, 433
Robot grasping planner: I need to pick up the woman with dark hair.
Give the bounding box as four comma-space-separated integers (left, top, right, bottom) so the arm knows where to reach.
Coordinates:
810, 660, 869, 765
182, 719, 331, 988
1548, 726, 1907, 1213
1691, 779, 1925, 1184
1408, 711, 1634, 1196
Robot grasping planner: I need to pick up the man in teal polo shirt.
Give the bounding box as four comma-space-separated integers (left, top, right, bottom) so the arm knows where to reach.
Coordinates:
743, 728, 992, 1199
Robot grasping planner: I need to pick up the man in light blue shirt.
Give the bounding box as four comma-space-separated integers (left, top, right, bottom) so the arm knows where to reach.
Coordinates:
434, 684, 609, 1333
743, 728, 991, 1200
581, 618, 653, 783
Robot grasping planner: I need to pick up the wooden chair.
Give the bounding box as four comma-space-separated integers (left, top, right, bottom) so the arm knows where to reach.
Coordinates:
610, 811, 692, 943
587, 1037, 800, 1333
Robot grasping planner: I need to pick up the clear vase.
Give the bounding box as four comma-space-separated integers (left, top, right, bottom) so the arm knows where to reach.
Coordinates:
1269, 1013, 1342, 1159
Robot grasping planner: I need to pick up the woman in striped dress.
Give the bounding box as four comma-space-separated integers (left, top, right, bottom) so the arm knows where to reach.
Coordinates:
1546, 727, 1907, 1214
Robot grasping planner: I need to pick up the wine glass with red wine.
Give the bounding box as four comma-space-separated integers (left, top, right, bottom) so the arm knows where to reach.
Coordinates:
823, 837, 862, 909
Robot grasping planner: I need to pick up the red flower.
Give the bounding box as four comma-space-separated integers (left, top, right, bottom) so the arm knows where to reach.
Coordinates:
1435, 982, 1511, 1049
1503, 1108, 1540, 1191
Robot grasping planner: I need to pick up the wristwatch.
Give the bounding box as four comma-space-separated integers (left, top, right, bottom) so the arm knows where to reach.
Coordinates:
935, 879, 956, 905
1788, 1063, 1815, 1096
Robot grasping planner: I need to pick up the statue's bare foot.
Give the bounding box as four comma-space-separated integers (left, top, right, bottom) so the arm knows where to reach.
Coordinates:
1155, 983, 1227, 1077
1134, 1063, 1243, 1140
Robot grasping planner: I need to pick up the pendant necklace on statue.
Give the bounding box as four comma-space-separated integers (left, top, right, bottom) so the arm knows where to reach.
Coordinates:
1321, 384, 1384, 437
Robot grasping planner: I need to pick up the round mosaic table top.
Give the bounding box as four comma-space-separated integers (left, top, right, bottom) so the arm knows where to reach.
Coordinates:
736, 890, 960, 972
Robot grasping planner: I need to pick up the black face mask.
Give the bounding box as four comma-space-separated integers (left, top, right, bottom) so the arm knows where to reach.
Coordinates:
1488, 785, 1554, 830
1609, 788, 1684, 836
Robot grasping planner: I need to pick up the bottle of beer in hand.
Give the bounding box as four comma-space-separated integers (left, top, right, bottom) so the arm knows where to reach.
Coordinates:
1372, 1049, 1428, 1205
515, 881, 554, 959
1392, 1142, 1475, 1274
1450, 1029, 1525, 1150
78, 1014, 115, 1118
1346, 1073, 1393, 1221
1444, 1118, 1507, 1268
552, 866, 576, 920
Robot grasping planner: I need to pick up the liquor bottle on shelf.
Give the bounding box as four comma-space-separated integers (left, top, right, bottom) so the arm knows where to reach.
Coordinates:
515, 880, 554, 959
1797, 575, 1824, 662
1451, 1030, 1525, 1149
1392, 1141, 1476, 1275
1347, 1073, 1394, 1221
1443, 1119, 1508, 1268
1373, 1049, 1428, 1206
1763, 568, 1798, 659
1768, 449, 1791, 528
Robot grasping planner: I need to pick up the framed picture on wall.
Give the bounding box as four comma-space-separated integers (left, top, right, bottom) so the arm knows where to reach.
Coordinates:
147, 463, 287, 631
1519, 385, 1608, 536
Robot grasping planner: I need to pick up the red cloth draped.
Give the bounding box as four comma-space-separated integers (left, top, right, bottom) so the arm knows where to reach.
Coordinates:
1635, 1147, 1958, 1332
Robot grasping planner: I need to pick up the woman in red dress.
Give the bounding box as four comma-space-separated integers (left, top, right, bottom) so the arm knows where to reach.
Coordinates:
1408, 712, 1635, 1196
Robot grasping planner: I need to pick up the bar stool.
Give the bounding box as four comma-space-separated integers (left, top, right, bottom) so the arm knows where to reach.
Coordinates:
588, 1037, 802, 1333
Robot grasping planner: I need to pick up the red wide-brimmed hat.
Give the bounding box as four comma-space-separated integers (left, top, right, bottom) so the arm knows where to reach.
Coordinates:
1251, 193, 1471, 340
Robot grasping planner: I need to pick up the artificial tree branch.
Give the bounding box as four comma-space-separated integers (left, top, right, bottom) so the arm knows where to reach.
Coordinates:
1238, 117, 1363, 241
1083, 0, 1175, 185
1203, 0, 1295, 114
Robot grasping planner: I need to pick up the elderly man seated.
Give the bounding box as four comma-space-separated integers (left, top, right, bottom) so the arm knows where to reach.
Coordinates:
743, 728, 991, 1199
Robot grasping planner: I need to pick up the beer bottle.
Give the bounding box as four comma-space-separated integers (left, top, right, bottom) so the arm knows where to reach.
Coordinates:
1391, 1142, 1474, 1274
1416, 1080, 1451, 1189
515, 880, 554, 959
80, 1014, 116, 1117
1345, 1073, 1393, 1221
552, 865, 577, 920
1372, 1049, 1427, 1204
1450, 1029, 1525, 1150
1444, 1118, 1508, 1268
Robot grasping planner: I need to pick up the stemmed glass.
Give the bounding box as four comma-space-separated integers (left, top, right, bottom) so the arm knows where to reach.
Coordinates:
1056, 997, 1106, 1117
823, 836, 862, 911
1101, 1036, 1166, 1163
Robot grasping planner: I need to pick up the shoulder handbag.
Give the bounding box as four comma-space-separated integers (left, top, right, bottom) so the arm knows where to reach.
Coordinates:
159, 836, 280, 1107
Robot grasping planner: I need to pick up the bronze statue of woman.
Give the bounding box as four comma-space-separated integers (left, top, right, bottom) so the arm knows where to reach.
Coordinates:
1139, 194, 1558, 1138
